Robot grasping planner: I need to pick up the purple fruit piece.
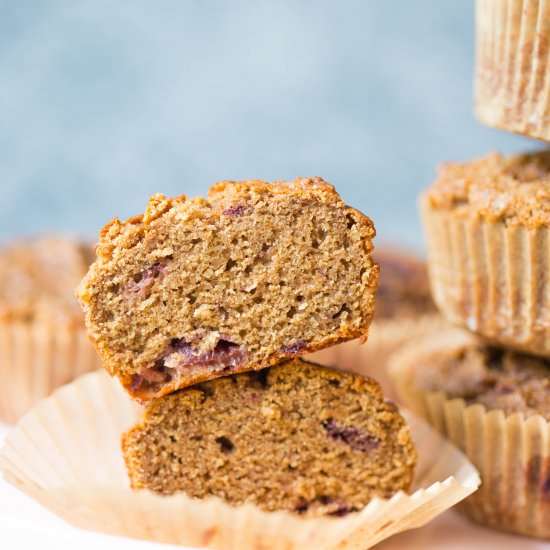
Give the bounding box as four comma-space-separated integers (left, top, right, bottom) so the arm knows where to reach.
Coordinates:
280, 340, 307, 355
122, 259, 170, 301
322, 419, 380, 452
223, 205, 247, 216
132, 336, 248, 394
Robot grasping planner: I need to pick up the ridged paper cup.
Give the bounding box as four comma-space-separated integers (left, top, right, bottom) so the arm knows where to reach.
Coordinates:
308, 315, 446, 402
0, 370, 479, 549
475, 0, 550, 141
0, 320, 101, 424
390, 341, 550, 538
420, 197, 550, 357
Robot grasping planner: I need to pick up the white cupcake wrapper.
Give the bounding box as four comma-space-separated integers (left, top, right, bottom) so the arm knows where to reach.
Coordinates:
420, 200, 550, 357
0, 321, 101, 424
0, 370, 479, 549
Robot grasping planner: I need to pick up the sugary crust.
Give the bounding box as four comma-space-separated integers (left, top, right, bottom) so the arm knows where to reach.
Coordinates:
77, 178, 378, 402
422, 151, 550, 228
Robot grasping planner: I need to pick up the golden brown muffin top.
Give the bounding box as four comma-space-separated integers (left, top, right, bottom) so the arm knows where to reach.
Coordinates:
407, 329, 550, 421
423, 151, 550, 228
0, 236, 91, 324
374, 247, 436, 320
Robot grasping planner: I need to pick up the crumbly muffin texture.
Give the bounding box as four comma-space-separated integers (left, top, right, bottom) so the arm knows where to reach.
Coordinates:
408, 329, 550, 421
374, 247, 436, 319
0, 236, 92, 324
77, 178, 378, 401
424, 151, 550, 227
122, 359, 416, 516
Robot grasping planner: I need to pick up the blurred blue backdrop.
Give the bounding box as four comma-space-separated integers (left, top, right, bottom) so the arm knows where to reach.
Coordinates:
0, 1, 539, 249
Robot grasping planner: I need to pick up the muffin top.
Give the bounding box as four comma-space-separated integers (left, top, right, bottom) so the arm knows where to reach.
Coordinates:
374, 247, 436, 320
406, 329, 550, 421
0, 236, 92, 324
423, 151, 550, 228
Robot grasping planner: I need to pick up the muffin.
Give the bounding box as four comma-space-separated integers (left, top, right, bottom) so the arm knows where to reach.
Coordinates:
308, 246, 444, 400
0, 236, 100, 423
122, 358, 417, 517
390, 328, 550, 538
475, 0, 550, 141
420, 151, 550, 358
76, 178, 379, 402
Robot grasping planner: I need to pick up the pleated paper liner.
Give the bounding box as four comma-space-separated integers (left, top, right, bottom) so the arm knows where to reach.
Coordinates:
475, 0, 550, 141
390, 341, 550, 539
307, 315, 447, 402
420, 198, 550, 358
0, 370, 479, 550
0, 320, 101, 424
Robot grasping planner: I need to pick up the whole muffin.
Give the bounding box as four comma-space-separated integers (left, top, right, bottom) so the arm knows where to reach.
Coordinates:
476, 0, 550, 141
420, 151, 550, 358
0, 236, 101, 423
390, 328, 550, 538
123, 358, 417, 517
308, 246, 444, 400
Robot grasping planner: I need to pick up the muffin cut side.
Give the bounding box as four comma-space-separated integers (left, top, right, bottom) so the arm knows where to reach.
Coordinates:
77, 178, 378, 401
122, 359, 417, 516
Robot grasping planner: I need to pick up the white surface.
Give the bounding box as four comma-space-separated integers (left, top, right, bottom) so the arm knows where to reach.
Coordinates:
0, 424, 548, 550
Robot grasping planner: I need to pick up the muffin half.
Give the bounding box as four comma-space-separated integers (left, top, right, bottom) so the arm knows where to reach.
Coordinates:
77, 178, 378, 401
122, 358, 417, 517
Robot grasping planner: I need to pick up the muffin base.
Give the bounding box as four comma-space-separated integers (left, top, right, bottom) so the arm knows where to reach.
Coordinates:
421, 198, 550, 357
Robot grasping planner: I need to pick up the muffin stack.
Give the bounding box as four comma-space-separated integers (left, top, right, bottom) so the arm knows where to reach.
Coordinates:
76, 178, 417, 518
391, 0, 550, 539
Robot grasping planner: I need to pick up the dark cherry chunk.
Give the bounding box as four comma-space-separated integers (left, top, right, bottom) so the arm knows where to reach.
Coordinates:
223, 205, 247, 216
322, 419, 380, 452
130, 337, 247, 395
280, 340, 308, 356
215, 436, 235, 454
122, 259, 170, 301
293, 496, 356, 517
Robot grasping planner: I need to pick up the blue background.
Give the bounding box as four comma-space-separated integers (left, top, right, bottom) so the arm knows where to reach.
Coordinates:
0, 1, 539, 249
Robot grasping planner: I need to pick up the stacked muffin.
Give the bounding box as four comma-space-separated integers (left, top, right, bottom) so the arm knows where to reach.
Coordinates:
0, 236, 101, 424
391, 0, 550, 538
76, 178, 417, 517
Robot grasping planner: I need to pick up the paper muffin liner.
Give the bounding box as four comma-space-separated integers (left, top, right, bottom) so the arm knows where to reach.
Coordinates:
475, 0, 550, 141
390, 345, 550, 538
0, 320, 101, 424
308, 315, 447, 402
0, 370, 479, 549
420, 199, 550, 357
